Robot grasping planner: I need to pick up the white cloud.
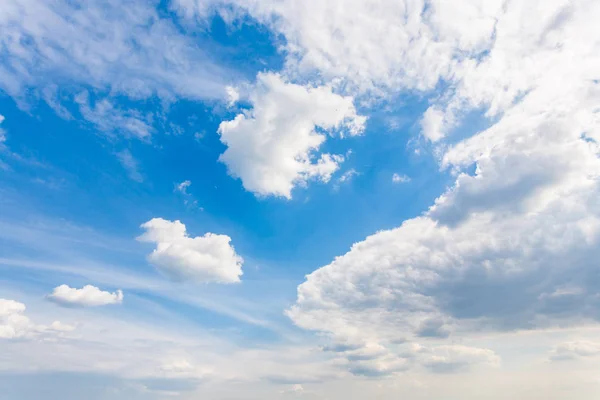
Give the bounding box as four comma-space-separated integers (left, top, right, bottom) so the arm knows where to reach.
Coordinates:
177, 0, 499, 95
47, 285, 124, 307
48, 321, 76, 332
420, 107, 449, 143
179, 0, 598, 143
74, 92, 153, 140
0, 114, 6, 145
392, 173, 410, 184
281, 0, 600, 376
218, 72, 365, 198
174, 180, 202, 209
0, 300, 35, 340
159, 0, 600, 380
280, 384, 320, 398
338, 169, 358, 185
287, 105, 600, 373
137, 218, 243, 283
0, 299, 25, 318
226, 86, 240, 107
0, 298, 74, 339
550, 341, 600, 361
0, 0, 233, 106
2, 0, 600, 395
333, 169, 359, 191
175, 180, 192, 195
116, 149, 143, 183
418, 345, 500, 373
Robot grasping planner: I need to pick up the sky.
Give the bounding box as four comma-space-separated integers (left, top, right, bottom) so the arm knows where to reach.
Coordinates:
0, 0, 599, 399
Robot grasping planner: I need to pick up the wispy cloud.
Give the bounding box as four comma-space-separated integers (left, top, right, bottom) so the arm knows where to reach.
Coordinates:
116, 149, 143, 182
75, 92, 153, 140
392, 173, 410, 183
0, 0, 234, 106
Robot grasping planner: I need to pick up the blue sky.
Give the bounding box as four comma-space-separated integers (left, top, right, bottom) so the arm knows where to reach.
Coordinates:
1, 0, 600, 399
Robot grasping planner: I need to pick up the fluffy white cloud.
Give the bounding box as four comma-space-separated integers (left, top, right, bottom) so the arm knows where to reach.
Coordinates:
176, 0, 500, 94
47, 285, 124, 307
218, 72, 365, 198
137, 218, 243, 283
287, 106, 600, 369
419, 107, 449, 143
0, 299, 25, 318
268, 0, 600, 376
0, 298, 74, 339
179, 0, 598, 143
0, 299, 35, 339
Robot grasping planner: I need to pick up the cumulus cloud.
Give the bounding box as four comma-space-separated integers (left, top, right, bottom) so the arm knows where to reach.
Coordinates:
175, 0, 500, 95
3, 0, 599, 389
0, 298, 74, 339
287, 112, 600, 369
179, 0, 598, 142
47, 285, 124, 307
218, 72, 365, 198
270, 0, 600, 376
0, 299, 25, 317
419, 107, 448, 142
137, 218, 243, 283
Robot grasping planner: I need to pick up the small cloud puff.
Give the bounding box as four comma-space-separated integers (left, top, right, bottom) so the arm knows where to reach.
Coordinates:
47, 285, 123, 307
175, 180, 191, 195
137, 218, 243, 283
392, 173, 410, 183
